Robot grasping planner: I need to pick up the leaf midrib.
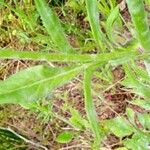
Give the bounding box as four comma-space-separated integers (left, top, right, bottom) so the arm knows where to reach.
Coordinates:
0, 66, 83, 96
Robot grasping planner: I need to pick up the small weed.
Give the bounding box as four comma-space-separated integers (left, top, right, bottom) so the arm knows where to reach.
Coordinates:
0, 0, 150, 149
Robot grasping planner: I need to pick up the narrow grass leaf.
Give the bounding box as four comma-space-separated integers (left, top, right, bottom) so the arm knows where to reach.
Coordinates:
34, 0, 74, 53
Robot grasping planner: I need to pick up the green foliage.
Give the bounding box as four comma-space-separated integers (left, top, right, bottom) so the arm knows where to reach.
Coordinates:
0, 127, 27, 149
131, 99, 150, 110
106, 108, 150, 149
0, 65, 83, 107
105, 116, 134, 137
85, 0, 105, 51
69, 108, 89, 130
0, 0, 150, 149
122, 64, 150, 98
56, 131, 74, 143
35, 0, 74, 53
106, 5, 119, 43
126, 0, 150, 51
0, 48, 139, 63
123, 133, 150, 150
83, 66, 103, 148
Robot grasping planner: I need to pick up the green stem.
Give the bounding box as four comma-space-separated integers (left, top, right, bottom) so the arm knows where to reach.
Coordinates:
0, 49, 138, 63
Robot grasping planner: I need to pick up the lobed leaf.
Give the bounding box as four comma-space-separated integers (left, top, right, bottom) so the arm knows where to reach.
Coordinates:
122, 65, 150, 98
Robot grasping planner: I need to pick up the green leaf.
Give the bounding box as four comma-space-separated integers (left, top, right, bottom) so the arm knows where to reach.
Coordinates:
131, 99, 150, 110
86, 0, 105, 51
106, 6, 119, 43
126, 0, 150, 51
105, 117, 134, 138
69, 108, 90, 130
83, 67, 104, 148
137, 113, 150, 129
0, 65, 83, 107
0, 2, 37, 31
56, 131, 74, 143
34, 0, 74, 53
123, 134, 150, 150
98, 0, 110, 17
131, 64, 150, 82
0, 127, 26, 148
0, 127, 23, 141
122, 65, 150, 98
126, 108, 135, 125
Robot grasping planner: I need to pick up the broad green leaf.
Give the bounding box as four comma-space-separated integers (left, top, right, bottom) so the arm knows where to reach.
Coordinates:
35, 0, 74, 53
86, 0, 105, 51
56, 131, 74, 143
105, 117, 134, 137
0, 65, 83, 106
123, 134, 150, 150
106, 6, 119, 43
131, 99, 150, 110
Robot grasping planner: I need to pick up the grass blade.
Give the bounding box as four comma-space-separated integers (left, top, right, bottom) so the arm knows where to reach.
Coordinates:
86, 0, 105, 51
35, 0, 74, 53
